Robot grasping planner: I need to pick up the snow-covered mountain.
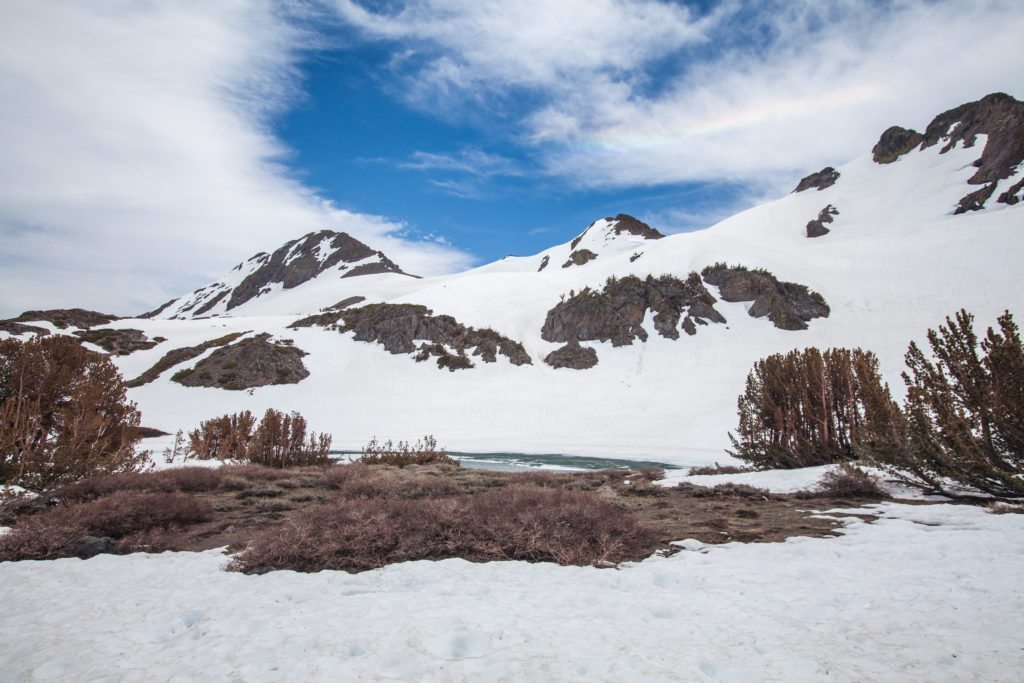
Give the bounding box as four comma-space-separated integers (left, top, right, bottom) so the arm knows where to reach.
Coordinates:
4, 93, 1023, 465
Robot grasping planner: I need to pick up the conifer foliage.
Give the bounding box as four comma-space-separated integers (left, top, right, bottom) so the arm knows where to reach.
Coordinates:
729, 347, 901, 469
188, 408, 332, 467
0, 336, 145, 490
891, 310, 1024, 497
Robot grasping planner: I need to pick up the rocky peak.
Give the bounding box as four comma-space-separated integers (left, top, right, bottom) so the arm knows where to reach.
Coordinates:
870, 93, 1024, 211
153, 230, 407, 319
225, 230, 404, 311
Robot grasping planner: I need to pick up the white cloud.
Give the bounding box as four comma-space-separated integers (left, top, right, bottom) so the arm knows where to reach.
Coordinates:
0, 1, 473, 318
334, 0, 1024, 193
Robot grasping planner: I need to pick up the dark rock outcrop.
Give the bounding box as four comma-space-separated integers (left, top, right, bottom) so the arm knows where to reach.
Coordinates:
955, 183, 998, 214
538, 255, 550, 272
0, 320, 49, 336
288, 296, 367, 330
74, 328, 165, 355
4, 309, 118, 330
997, 177, 1024, 205
701, 264, 829, 331
562, 249, 598, 268
793, 167, 840, 193
873, 93, 1024, 211
225, 231, 405, 311
544, 339, 599, 370
138, 298, 176, 319
607, 214, 664, 240
171, 334, 309, 390
920, 92, 1024, 186
541, 273, 725, 348
806, 205, 839, 238
126, 332, 248, 388
872, 126, 924, 164
337, 304, 531, 369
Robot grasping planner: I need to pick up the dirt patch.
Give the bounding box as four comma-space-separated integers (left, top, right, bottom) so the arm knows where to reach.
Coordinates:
0, 464, 883, 568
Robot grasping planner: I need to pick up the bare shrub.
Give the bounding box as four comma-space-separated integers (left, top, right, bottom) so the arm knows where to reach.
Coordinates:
54, 467, 223, 503
688, 464, 749, 476
188, 409, 332, 468
229, 484, 655, 574
816, 464, 884, 499
0, 491, 212, 561
637, 467, 665, 482
0, 336, 146, 491
676, 483, 774, 500
358, 435, 458, 467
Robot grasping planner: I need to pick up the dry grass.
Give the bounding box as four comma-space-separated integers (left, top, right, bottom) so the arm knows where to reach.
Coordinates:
229, 483, 655, 574
688, 464, 750, 476
0, 491, 212, 561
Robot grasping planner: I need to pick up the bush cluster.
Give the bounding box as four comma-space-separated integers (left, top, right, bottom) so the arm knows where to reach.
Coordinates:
188, 409, 332, 468
229, 483, 655, 573
357, 435, 458, 467
730, 309, 1023, 498
1, 336, 146, 491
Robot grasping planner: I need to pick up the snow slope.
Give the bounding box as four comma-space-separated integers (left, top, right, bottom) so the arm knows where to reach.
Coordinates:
1, 501, 1021, 681
6, 114, 1022, 467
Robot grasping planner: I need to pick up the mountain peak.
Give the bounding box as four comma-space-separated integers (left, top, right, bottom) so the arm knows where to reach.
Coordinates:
153, 230, 407, 319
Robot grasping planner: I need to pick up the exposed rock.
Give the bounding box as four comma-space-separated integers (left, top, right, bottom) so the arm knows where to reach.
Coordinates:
793, 167, 840, 193
920, 93, 1024, 186
126, 332, 248, 388
74, 328, 164, 355
172, 333, 309, 390
562, 249, 598, 268
872, 126, 924, 164
541, 273, 725, 348
338, 304, 531, 368
570, 214, 664, 250
538, 255, 550, 272
0, 320, 49, 336
607, 214, 664, 240
192, 289, 229, 317
806, 205, 839, 238
701, 264, 829, 331
4, 308, 119, 330
998, 177, 1024, 205
630, 252, 643, 262
289, 296, 368, 330
955, 183, 998, 214
69, 536, 115, 559
544, 339, 599, 370
138, 298, 176, 319
225, 231, 405, 311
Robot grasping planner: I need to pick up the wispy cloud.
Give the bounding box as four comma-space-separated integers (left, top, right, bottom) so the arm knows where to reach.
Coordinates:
0, 1, 473, 317
398, 149, 524, 177
333, 0, 1024, 194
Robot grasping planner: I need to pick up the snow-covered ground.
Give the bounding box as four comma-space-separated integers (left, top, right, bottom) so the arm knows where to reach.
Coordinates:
1, 501, 1021, 681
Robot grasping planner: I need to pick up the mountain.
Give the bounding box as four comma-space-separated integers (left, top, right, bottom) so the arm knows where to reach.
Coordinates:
3, 93, 1023, 465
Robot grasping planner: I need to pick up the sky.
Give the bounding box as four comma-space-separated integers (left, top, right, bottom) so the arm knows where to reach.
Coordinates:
1, 0, 1022, 317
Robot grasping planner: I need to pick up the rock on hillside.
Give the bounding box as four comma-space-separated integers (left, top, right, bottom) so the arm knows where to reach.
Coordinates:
153, 231, 409, 319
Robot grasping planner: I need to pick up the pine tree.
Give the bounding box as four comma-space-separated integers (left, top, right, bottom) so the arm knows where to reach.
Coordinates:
893, 310, 1024, 497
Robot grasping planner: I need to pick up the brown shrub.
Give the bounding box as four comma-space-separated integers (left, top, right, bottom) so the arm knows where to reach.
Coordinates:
358, 435, 458, 467
321, 463, 461, 499
0, 491, 212, 561
637, 467, 665, 482
188, 409, 332, 468
816, 464, 884, 499
676, 482, 775, 500
229, 484, 655, 574
1, 335, 145, 491
54, 467, 223, 503
688, 464, 749, 476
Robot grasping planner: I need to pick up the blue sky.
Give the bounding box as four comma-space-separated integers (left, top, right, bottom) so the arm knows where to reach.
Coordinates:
277, 33, 749, 263
1, 1, 1022, 315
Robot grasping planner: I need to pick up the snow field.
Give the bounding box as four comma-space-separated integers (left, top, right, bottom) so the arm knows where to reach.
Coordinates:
0, 501, 1021, 681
